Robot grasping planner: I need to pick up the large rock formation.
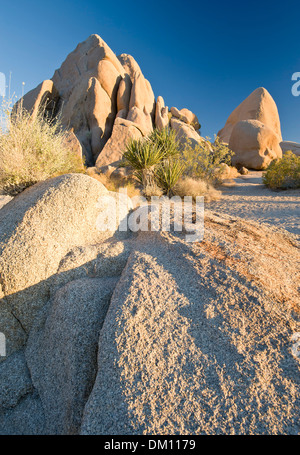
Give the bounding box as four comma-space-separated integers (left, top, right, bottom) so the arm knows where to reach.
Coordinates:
280, 141, 300, 157
170, 117, 204, 148
170, 106, 200, 130
0, 173, 132, 358
17, 36, 160, 168
218, 87, 282, 170
218, 87, 282, 143
229, 119, 282, 169
17, 34, 201, 169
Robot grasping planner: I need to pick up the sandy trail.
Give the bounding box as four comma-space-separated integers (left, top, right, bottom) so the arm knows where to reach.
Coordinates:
209, 172, 300, 239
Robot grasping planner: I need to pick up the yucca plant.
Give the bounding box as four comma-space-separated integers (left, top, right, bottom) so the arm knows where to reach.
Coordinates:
120, 128, 182, 195
120, 138, 166, 190
155, 158, 184, 196
148, 127, 181, 159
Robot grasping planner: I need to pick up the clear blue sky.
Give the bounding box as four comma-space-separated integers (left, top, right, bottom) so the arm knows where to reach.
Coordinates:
1, 0, 300, 141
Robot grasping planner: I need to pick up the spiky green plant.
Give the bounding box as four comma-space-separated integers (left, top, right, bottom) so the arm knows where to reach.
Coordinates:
148, 127, 181, 159
120, 138, 167, 189
120, 128, 182, 193
155, 159, 184, 196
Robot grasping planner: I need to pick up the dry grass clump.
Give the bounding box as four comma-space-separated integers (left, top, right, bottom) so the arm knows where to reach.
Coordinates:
142, 184, 163, 198
218, 164, 239, 180
173, 177, 221, 202
0, 105, 84, 195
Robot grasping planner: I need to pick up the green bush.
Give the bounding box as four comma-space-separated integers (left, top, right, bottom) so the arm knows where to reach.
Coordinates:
182, 135, 233, 183
120, 128, 232, 198
262, 151, 300, 189
0, 102, 84, 195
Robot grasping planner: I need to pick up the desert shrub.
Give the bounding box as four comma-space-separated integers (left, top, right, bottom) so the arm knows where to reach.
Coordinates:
262, 151, 300, 189
182, 135, 233, 183
120, 128, 231, 198
142, 184, 164, 198
0, 103, 84, 195
173, 177, 221, 202
120, 128, 181, 196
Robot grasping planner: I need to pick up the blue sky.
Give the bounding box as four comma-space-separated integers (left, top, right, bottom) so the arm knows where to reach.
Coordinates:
1, 0, 300, 141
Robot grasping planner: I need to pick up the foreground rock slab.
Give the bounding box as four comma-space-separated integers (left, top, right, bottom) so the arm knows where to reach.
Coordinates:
81, 215, 300, 435
26, 277, 118, 435
0, 173, 130, 357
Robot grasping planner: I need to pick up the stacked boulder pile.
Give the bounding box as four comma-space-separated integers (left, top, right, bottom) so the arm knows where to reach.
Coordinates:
19, 34, 202, 171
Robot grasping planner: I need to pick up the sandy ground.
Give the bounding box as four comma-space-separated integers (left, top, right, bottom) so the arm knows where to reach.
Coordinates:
209, 172, 300, 239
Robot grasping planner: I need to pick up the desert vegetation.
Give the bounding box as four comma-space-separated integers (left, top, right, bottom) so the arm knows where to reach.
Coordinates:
120, 128, 233, 200
262, 151, 300, 189
0, 100, 84, 195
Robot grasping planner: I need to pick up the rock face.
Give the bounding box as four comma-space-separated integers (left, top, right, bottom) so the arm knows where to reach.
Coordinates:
26, 277, 118, 435
95, 117, 143, 169
218, 87, 282, 169
18, 35, 159, 168
155, 96, 169, 131
0, 350, 45, 435
218, 87, 282, 144
18, 34, 201, 169
280, 141, 300, 157
0, 173, 131, 358
51, 35, 127, 165
169, 106, 203, 148
0, 195, 12, 210
14, 80, 59, 120
229, 119, 282, 169
0, 350, 33, 410
81, 216, 300, 435
170, 106, 200, 130
170, 117, 204, 148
